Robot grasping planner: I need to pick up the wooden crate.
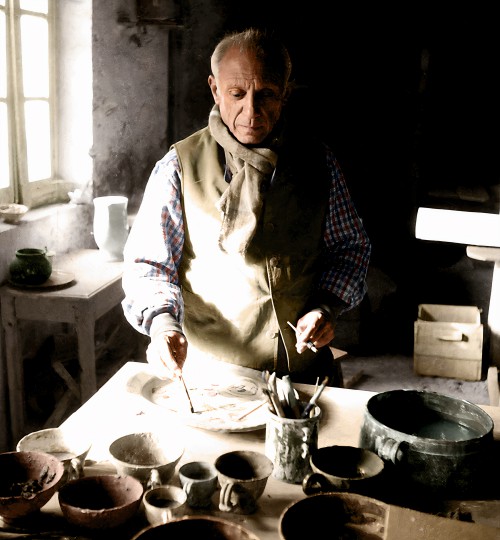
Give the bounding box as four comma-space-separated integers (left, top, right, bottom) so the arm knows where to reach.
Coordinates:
414, 304, 483, 381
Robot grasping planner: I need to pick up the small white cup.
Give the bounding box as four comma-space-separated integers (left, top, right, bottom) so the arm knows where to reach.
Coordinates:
143, 485, 187, 525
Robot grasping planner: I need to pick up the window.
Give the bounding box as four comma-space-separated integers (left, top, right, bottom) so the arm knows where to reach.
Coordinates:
0, 0, 60, 208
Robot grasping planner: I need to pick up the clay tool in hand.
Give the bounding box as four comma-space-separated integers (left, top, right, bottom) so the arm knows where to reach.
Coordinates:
300, 376, 329, 418
287, 321, 318, 353
179, 374, 195, 413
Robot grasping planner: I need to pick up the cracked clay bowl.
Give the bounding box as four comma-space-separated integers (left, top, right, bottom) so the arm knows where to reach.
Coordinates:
0, 450, 65, 524
58, 474, 144, 530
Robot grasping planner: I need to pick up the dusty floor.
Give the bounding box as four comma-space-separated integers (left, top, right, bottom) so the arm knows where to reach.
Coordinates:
342, 353, 491, 405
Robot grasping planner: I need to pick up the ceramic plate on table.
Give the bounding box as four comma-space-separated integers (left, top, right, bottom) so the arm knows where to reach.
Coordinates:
127, 367, 269, 433
8, 270, 75, 289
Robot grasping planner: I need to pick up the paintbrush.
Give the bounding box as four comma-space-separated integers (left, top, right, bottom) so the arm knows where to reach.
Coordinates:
236, 399, 267, 421
262, 387, 278, 415
300, 376, 329, 418
179, 374, 195, 413
287, 321, 318, 353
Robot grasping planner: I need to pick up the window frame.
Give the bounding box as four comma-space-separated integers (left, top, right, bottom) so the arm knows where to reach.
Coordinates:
0, 0, 62, 208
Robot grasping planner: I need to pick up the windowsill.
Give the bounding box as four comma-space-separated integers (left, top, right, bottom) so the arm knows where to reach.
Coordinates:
0, 202, 87, 235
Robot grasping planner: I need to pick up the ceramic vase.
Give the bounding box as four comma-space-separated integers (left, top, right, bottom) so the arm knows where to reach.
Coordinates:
9, 248, 52, 286
93, 196, 129, 261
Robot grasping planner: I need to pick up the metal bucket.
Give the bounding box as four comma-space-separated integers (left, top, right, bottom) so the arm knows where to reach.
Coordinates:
359, 389, 494, 498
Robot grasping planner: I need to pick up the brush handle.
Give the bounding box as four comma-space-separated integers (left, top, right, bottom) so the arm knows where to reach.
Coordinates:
180, 374, 195, 413
300, 377, 329, 418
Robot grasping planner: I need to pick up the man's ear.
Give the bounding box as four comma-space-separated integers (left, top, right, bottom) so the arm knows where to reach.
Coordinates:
208, 75, 219, 102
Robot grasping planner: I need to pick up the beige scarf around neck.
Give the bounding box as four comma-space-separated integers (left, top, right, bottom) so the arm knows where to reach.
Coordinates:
209, 106, 278, 255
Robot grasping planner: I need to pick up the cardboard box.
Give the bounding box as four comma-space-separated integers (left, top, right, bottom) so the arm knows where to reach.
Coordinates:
414, 304, 483, 381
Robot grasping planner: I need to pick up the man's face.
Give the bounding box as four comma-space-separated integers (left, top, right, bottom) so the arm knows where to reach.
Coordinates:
208, 47, 285, 145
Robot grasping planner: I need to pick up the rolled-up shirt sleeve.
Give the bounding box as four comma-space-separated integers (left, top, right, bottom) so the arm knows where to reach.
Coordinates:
121, 150, 185, 336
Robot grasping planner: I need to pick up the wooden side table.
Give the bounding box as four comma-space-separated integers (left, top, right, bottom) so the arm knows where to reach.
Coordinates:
0, 249, 124, 444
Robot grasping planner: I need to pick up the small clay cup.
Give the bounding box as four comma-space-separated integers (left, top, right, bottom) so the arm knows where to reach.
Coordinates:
179, 460, 218, 508
215, 450, 273, 514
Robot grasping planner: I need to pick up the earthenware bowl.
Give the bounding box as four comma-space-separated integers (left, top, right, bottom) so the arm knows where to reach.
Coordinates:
108, 431, 184, 488
58, 474, 143, 530
131, 515, 261, 540
0, 203, 28, 224
16, 427, 92, 484
280, 492, 387, 540
0, 450, 65, 524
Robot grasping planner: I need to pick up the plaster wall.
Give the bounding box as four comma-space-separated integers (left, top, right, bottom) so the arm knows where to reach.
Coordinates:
91, 0, 172, 210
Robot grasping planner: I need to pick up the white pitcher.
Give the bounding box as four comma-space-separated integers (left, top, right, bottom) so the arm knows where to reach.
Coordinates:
93, 196, 129, 261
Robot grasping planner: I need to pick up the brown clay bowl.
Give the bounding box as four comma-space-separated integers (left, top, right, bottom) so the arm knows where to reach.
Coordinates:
131, 515, 261, 540
58, 474, 143, 530
0, 450, 65, 524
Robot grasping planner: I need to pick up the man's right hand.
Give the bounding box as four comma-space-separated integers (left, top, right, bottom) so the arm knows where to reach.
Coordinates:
146, 330, 188, 380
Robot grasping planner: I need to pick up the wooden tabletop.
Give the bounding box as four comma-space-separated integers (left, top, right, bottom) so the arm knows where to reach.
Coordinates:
56, 362, 378, 539
8, 361, 500, 539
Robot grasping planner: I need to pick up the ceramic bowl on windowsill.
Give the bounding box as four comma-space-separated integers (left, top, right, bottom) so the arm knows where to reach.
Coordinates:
0, 204, 29, 224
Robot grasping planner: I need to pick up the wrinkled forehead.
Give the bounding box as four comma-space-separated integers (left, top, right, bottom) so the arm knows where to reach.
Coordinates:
217, 47, 286, 89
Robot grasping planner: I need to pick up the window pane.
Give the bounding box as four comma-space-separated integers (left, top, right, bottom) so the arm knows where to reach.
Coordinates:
21, 14, 48, 97
0, 10, 5, 97
25, 99, 51, 181
0, 102, 9, 188
20, 0, 48, 14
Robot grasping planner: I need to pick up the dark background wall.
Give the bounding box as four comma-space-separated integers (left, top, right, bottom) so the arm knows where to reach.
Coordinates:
91, 0, 499, 356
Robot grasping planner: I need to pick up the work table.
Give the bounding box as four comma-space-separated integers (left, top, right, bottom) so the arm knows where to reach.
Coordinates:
5, 361, 500, 539
57, 361, 376, 538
